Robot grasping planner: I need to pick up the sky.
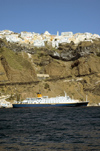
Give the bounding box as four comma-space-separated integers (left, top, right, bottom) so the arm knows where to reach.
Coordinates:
0, 0, 100, 35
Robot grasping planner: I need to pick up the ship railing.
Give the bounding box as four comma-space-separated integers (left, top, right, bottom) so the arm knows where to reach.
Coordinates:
43, 96, 48, 98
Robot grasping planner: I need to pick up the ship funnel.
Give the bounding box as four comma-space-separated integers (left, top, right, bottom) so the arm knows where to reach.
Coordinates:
37, 92, 42, 98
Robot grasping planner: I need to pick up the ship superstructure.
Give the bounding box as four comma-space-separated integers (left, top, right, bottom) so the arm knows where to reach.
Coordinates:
13, 92, 89, 108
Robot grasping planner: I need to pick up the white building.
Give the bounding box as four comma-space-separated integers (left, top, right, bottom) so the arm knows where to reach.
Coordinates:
6, 34, 21, 43
61, 32, 73, 37
34, 40, 45, 47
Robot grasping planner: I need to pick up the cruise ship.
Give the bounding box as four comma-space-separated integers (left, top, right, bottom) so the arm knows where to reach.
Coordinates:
12, 92, 89, 108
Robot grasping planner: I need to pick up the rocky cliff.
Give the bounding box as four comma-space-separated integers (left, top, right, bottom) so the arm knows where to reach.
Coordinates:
0, 35, 100, 105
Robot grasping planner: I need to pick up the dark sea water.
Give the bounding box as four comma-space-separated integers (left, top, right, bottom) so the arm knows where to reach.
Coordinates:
0, 107, 100, 151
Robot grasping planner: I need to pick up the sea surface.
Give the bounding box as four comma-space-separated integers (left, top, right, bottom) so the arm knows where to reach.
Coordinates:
0, 107, 100, 151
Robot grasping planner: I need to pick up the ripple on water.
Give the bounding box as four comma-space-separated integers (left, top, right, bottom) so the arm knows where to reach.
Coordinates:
0, 107, 100, 150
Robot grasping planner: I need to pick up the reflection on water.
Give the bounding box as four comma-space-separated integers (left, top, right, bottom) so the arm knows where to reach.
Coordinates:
0, 107, 100, 151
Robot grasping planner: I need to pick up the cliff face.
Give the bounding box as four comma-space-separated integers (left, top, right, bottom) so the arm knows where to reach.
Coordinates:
0, 40, 37, 83
0, 38, 100, 105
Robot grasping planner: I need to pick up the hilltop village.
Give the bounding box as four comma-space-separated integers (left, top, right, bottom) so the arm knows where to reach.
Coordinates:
0, 30, 100, 48
0, 30, 100, 108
